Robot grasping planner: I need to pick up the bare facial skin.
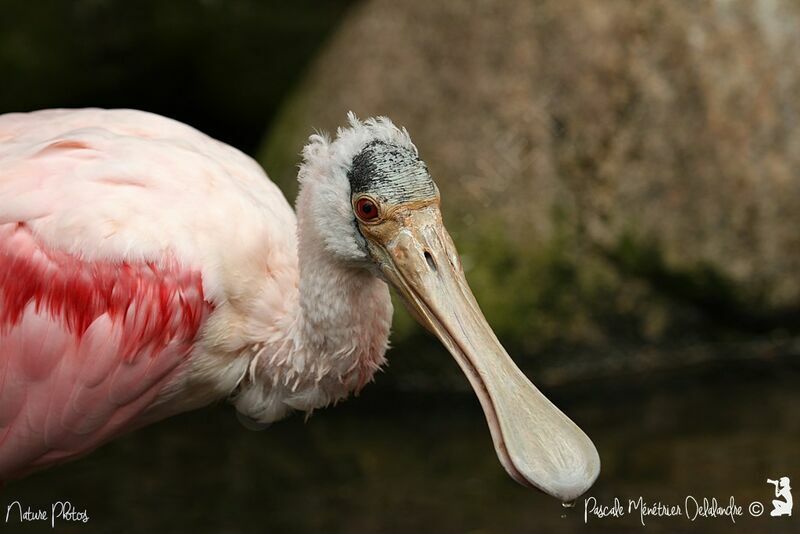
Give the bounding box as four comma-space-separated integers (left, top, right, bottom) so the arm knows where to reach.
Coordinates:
354, 194, 600, 502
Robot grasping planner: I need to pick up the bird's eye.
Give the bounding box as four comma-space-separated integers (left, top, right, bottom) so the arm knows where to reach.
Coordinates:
354, 197, 380, 222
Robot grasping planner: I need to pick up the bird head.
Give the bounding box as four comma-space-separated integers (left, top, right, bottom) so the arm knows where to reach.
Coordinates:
297, 113, 600, 502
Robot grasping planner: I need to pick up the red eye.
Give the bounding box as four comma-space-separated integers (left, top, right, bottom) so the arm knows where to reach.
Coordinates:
355, 197, 380, 221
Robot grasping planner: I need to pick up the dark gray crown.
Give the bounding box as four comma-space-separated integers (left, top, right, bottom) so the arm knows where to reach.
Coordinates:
347, 140, 436, 203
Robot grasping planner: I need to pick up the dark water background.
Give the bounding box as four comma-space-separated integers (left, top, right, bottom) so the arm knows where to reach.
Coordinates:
4, 359, 798, 533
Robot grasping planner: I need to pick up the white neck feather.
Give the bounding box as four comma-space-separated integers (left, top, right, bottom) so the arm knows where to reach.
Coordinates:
159, 114, 406, 424
230, 176, 393, 424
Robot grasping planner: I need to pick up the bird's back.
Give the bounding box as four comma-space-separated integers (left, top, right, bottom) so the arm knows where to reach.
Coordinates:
0, 109, 299, 479
0, 109, 297, 281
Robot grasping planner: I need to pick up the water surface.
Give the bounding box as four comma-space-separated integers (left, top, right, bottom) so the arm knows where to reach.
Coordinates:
4, 361, 798, 533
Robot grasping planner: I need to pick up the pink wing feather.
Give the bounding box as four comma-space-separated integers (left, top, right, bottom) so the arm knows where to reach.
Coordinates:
0, 108, 294, 480
0, 223, 210, 480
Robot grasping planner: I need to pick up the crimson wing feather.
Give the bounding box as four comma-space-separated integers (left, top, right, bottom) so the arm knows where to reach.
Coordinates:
0, 224, 210, 480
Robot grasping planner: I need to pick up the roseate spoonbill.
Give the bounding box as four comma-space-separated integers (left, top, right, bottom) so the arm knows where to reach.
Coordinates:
0, 109, 599, 500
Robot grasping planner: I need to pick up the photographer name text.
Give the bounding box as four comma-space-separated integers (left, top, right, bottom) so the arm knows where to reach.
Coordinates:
584, 495, 764, 525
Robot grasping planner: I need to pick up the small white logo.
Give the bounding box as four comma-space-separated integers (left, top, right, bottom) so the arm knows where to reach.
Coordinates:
767, 477, 793, 517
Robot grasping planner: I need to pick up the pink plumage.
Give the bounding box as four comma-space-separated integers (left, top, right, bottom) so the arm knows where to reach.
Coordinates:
0, 221, 209, 478
0, 108, 394, 481
0, 109, 294, 479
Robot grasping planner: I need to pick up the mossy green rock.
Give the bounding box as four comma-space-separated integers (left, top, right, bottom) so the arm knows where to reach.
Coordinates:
259, 0, 800, 359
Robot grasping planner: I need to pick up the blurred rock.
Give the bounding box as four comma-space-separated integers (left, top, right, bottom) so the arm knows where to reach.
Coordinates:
259, 0, 800, 354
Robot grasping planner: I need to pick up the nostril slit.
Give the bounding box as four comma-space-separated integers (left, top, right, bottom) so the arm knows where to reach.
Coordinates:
424, 250, 437, 271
